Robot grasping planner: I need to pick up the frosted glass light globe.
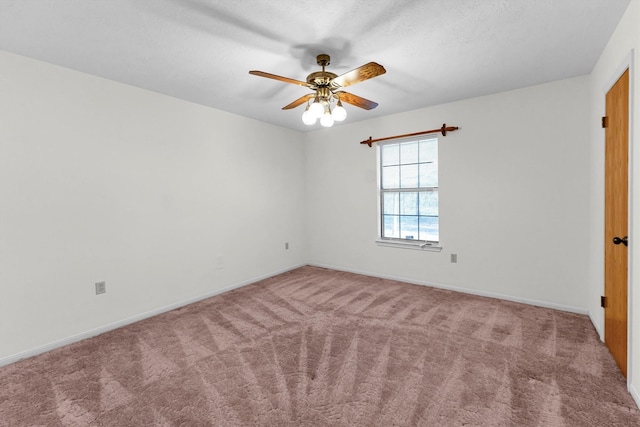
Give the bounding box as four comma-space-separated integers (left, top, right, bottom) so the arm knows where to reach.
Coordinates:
302, 109, 317, 125
308, 101, 324, 118
332, 104, 347, 121
320, 111, 334, 127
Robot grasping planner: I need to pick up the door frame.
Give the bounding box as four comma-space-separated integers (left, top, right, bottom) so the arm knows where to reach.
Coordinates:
602, 50, 635, 389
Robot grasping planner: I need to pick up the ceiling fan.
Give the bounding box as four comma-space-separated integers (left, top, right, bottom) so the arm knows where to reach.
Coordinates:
249, 54, 386, 127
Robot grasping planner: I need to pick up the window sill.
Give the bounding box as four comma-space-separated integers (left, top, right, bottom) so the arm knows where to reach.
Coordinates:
375, 239, 442, 252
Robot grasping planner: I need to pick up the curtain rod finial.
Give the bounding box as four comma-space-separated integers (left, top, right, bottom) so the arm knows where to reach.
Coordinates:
360, 136, 373, 147
441, 123, 459, 136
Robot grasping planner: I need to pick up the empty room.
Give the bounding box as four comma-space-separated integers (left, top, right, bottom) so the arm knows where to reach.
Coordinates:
1, 0, 639, 425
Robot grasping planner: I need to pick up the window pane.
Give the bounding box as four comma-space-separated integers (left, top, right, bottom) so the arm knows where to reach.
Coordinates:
400, 192, 418, 215
381, 143, 399, 166
400, 141, 419, 164
419, 139, 437, 163
419, 162, 438, 187
383, 192, 399, 215
383, 215, 399, 238
400, 164, 419, 188
379, 137, 439, 244
400, 216, 419, 239
382, 165, 400, 189
419, 216, 439, 241
419, 191, 438, 216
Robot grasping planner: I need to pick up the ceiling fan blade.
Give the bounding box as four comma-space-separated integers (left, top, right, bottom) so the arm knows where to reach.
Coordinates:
332, 62, 386, 88
336, 91, 378, 110
282, 93, 315, 110
249, 70, 309, 87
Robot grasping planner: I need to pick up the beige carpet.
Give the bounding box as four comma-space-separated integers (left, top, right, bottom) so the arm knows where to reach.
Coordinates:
1, 266, 638, 426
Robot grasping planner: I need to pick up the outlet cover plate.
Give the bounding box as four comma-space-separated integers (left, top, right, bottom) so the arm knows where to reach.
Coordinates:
95, 281, 106, 295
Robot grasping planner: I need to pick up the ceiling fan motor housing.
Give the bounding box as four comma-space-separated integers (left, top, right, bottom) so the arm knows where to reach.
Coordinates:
307, 72, 338, 88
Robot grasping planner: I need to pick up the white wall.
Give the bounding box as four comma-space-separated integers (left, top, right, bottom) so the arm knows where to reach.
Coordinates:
1, 3, 638, 404
0, 51, 306, 364
305, 76, 591, 312
588, 0, 640, 405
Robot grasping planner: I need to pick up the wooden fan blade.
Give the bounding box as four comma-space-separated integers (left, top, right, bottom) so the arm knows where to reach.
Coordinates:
249, 70, 309, 87
336, 91, 378, 110
332, 62, 386, 88
282, 93, 315, 110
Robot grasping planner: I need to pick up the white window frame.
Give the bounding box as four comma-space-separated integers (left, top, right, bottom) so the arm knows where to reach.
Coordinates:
375, 135, 442, 251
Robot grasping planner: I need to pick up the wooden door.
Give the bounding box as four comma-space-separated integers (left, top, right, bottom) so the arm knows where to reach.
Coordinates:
604, 68, 629, 377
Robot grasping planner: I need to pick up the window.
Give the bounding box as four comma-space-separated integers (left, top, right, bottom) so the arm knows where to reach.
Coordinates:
378, 136, 439, 247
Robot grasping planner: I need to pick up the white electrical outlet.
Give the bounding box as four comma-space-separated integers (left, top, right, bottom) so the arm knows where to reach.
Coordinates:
450, 254, 458, 263
95, 281, 106, 295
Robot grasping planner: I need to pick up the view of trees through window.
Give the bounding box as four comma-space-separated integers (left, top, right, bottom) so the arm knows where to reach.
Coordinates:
380, 137, 438, 242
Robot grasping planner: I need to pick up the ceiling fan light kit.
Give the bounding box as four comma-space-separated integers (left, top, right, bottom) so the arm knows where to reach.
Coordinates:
303, 93, 345, 127
249, 54, 386, 128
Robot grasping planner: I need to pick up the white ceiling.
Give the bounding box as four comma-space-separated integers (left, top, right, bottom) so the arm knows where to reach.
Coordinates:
0, 0, 631, 132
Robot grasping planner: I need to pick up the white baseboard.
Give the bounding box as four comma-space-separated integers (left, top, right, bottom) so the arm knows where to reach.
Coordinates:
308, 262, 589, 315
588, 311, 605, 342
631, 383, 640, 410
0, 264, 305, 368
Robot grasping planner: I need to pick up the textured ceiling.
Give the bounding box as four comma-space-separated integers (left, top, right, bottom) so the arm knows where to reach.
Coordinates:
0, 0, 631, 132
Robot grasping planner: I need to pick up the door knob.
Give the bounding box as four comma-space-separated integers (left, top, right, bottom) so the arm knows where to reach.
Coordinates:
613, 236, 628, 247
